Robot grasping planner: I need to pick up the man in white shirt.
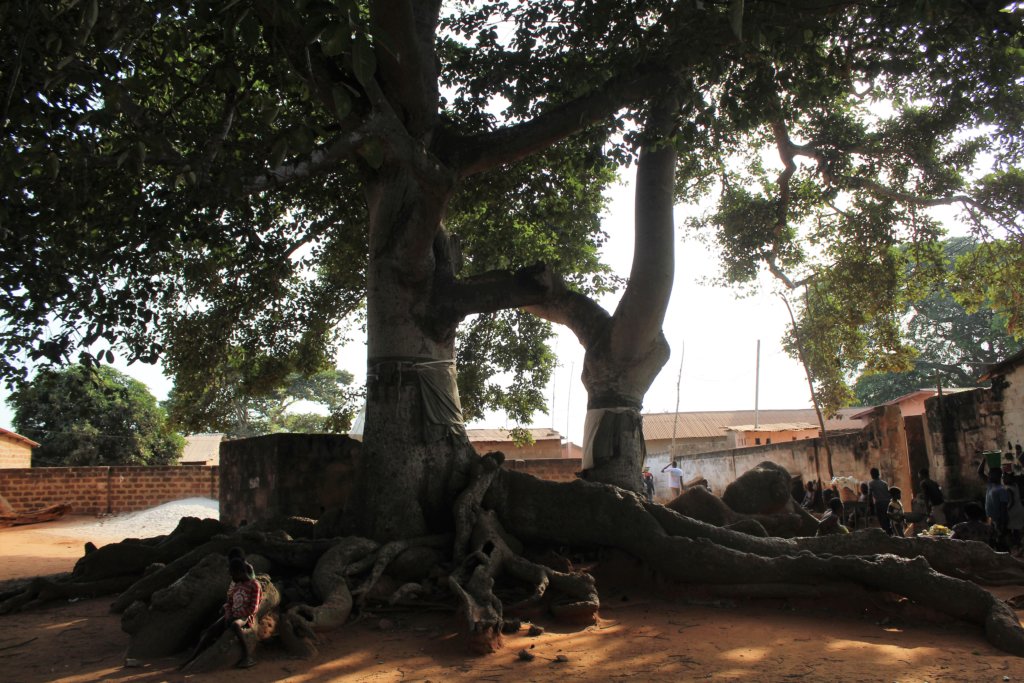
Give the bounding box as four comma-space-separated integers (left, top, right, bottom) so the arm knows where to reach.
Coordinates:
661, 460, 684, 499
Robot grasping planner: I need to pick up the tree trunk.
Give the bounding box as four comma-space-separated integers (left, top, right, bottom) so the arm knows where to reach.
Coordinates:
348, 169, 476, 542
578, 99, 677, 491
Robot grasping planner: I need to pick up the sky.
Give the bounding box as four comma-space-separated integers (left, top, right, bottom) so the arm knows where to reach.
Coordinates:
0, 165, 813, 440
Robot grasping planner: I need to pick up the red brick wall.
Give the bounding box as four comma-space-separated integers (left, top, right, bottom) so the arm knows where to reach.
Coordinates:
0, 466, 219, 515
504, 457, 581, 482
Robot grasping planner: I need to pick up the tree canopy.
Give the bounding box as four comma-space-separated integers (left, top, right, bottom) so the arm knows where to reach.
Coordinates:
852, 238, 1020, 406
1, 1, 1022, 427
165, 361, 358, 438
8, 365, 184, 467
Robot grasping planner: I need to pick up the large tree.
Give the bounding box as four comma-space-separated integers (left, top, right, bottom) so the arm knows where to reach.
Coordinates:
8, 365, 183, 467
5, 0, 1024, 658
165, 360, 359, 438
853, 238, 1020, 406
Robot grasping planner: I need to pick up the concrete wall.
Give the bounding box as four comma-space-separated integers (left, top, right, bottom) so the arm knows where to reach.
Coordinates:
470, 438, 568, 459
646, 420, 913, 501
646, 436, 730, 459
0, 437, 32, 469
504, 457, 580, 481
219, 433, 360, 527
1005, 364, 1024, 451
924, 388, 1003, 500
0, 466, 219, 514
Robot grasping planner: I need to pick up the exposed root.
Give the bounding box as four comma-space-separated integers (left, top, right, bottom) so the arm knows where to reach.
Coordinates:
484, 469, 1024, 656
450, 509, 598, 653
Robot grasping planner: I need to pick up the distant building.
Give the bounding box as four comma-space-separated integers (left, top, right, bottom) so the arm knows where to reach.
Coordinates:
849, 388, 974, 421
466, 428, 580, 459
0, 427, 39, 469
642, 408, 865, 459
725, 422, 820, 448
180, 433, 225, 466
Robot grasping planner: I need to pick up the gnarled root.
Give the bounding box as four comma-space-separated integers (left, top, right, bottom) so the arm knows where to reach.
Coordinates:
484, 470, 1024, 656
450, 509, 598, 653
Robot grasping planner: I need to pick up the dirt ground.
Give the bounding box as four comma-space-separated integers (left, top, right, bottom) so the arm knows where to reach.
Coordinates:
5, 518, 1024, 682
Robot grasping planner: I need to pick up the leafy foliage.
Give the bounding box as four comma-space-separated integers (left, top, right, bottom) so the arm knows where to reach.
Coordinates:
165, 362, 358, 438
1, 0, 1023, 430
852, 239, 1020, 406
8, 365, 183, 467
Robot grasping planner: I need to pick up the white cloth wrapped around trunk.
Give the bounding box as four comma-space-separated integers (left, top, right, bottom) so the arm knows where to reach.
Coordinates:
582, 407, 635, 470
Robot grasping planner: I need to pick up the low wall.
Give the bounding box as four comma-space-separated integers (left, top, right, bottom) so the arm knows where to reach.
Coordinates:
924, 387, 1003, 499
0, 465, 219, 515
647, 427, 898, 499
505, 457, 580, 482
220, 433, 360, 527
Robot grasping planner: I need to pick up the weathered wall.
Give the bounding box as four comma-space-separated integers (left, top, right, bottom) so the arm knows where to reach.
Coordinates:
219, 433, 360, 527
0, 466, 218, 514
505, 457, 580, 481
646, 422, 914, 501
470, 438, 568, 459
0, 438, 32, 469
646, 436, 730, 458
924, 388, 1002, 500
1005, 364, 1024, 451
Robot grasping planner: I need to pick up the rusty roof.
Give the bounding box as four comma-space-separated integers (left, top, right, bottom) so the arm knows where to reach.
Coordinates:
0, 427, 40, 448
466, 428, 563, 442
642, 408, 865, 440
724, 422, 820, 432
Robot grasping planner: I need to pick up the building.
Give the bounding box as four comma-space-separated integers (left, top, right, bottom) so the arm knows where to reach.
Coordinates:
725, 422, 820, 448
466, 428, 581, 459
0, 427, 39, 468
981, 347, 1024, 449
180, 433, 225, 466
643, 408, 865, 459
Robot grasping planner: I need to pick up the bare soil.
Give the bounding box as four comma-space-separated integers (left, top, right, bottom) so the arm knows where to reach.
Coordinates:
4, 517, 1024, 682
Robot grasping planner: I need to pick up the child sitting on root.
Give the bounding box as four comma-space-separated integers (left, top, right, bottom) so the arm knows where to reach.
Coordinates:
188, 553, 262, 668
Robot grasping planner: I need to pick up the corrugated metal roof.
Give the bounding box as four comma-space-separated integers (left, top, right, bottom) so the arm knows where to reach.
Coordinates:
724, 422, 819, 432
642, 408, 865, 440
466, 428, 562, 442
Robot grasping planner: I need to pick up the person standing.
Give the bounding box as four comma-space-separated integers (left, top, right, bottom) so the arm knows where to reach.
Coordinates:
661, 460, 684, 499
887, 486, 906, 538
868, 467, 893, 535
642, 466, 656, 503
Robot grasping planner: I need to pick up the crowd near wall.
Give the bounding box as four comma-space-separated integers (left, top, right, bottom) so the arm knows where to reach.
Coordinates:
0, 466, 219, 515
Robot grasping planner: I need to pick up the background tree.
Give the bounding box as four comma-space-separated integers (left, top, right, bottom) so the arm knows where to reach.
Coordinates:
165, 358, 358, 438
8, 366, 183, 467
853, 240, 1019, 405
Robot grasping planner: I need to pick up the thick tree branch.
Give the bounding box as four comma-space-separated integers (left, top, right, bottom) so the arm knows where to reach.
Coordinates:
241, 129, 372, 194
448, 64, 681, 177
432, 264, 609, 348
610, 95, 679, 355
370, 0, 441, 138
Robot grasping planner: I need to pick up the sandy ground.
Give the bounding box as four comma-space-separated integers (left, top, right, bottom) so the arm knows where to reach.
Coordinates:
5, 516, 1024, 682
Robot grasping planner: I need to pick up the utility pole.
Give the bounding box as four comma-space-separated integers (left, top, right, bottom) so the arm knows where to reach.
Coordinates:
754, 339, 761, 429
670, 341, 685, 457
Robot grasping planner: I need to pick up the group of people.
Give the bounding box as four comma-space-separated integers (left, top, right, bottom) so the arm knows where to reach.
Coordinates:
808, 467, 943, 538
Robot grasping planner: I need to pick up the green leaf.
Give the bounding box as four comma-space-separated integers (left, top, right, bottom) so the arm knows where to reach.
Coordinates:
270, 138, 289, 169
351, 33, 376, 86
45, 153, 60, 180
331, 85, 352, 119
321, 23, 349, 57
